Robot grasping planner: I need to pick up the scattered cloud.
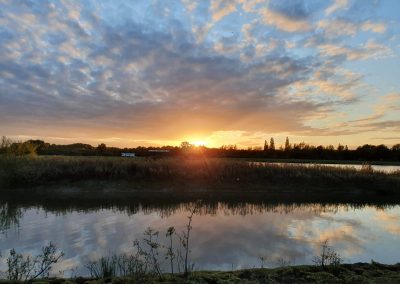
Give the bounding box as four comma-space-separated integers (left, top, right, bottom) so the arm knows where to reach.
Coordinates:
317, 19, 358, 37
210, 0, 237, 22
325, 0, 348, 15
0, 0, 398, 146
361, 21, 387, 33
317, 40, 393, 61
181, 0, 198, 12
259, 8, 311, 32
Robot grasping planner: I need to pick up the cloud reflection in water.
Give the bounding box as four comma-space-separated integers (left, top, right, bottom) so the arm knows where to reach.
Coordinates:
0, 203, 399, 276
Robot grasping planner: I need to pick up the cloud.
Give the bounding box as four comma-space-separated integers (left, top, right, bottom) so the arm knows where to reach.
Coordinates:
181, 0, 198, 12
361, 21, 387, 33
350, 93, 400, 124
317, 19, 358, 37
259, 8, 311, 32
317, 40, 393, 61
0, 0, 332, 143
0, 0, 398, 146
210, 0, 237, 22
237, 0, 265, 13
372, 137, 400, 141
325, 0, 348, 15
317, 19, 388, 38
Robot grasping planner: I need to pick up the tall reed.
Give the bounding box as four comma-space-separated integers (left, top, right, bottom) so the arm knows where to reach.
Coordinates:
0, 156, 399, 192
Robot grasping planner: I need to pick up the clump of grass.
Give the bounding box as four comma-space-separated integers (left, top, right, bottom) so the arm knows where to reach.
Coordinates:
86, 256, 117, 279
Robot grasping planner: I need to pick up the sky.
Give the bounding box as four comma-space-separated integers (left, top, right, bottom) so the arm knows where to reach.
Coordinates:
0, 0, 399, 148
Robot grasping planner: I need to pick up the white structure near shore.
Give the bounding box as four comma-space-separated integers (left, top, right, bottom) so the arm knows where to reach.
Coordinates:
121, 152, 135, 157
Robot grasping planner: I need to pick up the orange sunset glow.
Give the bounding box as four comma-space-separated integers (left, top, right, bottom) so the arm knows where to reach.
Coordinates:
1, 1, 400, 281
0, 0, 399, 149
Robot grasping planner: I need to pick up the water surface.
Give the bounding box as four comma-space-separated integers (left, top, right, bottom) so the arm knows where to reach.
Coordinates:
253, 162, 400, 173
1, 199, 399, 277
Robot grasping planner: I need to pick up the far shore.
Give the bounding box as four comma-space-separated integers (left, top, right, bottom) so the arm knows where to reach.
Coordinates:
1, 156, 399, 198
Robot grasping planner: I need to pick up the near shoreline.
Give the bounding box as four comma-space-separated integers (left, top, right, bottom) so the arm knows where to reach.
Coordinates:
0, 263, 399, 283
2, 181, 400, 203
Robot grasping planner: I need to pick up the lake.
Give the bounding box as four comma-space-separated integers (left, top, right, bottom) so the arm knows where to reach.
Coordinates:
250, 162, 400, 173
1, 196, 399, 277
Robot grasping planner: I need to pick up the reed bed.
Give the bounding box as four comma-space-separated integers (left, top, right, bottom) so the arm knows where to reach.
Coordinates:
0, 156, 399, 192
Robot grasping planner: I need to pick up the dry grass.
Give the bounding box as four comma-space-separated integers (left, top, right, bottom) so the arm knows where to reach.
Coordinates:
0, 156, 399, 192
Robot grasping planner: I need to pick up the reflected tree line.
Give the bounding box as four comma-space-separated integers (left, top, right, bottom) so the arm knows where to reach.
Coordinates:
1, 136, 400, 161
0, 202, 22, 233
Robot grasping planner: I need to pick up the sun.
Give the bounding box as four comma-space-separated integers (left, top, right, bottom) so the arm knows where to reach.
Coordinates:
192, 140, 206, 147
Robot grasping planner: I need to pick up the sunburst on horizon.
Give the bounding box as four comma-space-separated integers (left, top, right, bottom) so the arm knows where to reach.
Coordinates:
192, 140, 207, 147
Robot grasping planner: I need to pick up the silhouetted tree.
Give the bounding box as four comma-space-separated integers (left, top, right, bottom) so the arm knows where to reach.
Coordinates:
97, 143, 107, 154
269, 138, 275, 151
284, 137, 291, 151
1, 136, 12, 154
220, 145, 237, 150
263, 140, 268, 151
326, 145, 335, 151
375, 144, 390, 160
180, 141, 192, 149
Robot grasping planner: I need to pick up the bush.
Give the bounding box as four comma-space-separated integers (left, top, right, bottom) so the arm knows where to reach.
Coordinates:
312, 240, 342, 268
6, 242, 64, 281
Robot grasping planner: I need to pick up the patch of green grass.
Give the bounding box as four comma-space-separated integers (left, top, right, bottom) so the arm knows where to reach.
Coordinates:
11, 263, 399, 283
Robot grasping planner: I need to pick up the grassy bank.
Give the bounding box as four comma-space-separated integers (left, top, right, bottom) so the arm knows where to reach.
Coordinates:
0, 156, 400, 192
1, 263, 399, 283
1, 156, 400, 193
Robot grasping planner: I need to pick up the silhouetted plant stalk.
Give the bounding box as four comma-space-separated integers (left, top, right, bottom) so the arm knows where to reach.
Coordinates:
180, 202, 199, 276
259, 255, 266, 268
165, 226, 175, 276
143, 227, 163, 277
118, 252, 147, 278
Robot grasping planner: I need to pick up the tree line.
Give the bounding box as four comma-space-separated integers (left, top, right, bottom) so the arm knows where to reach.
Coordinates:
1, 136, 400, 162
